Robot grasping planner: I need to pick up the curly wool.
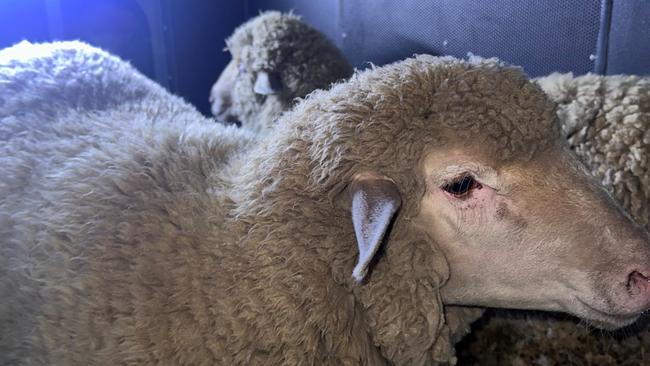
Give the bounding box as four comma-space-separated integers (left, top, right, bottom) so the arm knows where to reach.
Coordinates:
226, 55, 553, 365
1, 51, 559, 365
224, 11, 353, 132
458, 73, 650, 365
537, 73, 650, 228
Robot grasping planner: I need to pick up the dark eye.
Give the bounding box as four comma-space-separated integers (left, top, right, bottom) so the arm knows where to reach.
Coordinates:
442, 175, 481, 198
237, 62, 246, 76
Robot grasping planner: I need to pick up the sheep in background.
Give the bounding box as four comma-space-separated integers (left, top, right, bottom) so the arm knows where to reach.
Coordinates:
3, 47, 650, 365
458, 72, 650, 366
209, 11, 353, 133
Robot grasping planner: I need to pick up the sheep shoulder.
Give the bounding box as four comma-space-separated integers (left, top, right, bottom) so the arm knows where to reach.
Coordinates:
0, 102, 255, 363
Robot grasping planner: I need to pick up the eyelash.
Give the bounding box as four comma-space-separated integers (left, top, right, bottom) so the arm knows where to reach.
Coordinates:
442, 175, 481, 198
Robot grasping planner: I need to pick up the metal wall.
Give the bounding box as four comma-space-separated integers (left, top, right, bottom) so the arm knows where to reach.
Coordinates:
606, 0, 650, 75
249, 0, 649, 77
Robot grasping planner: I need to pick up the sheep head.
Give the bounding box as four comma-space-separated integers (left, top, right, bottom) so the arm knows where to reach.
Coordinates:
306, 56, 650, 334
413, 141, 650, 331
241, 54, 650, 364
210, 11, 352, 132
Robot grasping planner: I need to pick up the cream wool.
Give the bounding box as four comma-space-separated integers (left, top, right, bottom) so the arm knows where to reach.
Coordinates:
0, 40, 200, 119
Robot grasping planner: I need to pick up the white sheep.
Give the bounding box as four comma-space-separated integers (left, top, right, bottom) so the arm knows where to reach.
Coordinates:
209, 11, 353, 133
2, 43, 650, 365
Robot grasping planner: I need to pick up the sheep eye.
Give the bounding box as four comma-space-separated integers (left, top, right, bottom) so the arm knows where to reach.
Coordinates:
237, 63, 246, 75
442, 175, 480, 198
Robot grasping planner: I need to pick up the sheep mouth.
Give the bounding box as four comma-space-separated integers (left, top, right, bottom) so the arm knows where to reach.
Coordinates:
574, 297, 640, 330
216, 113, 242, 128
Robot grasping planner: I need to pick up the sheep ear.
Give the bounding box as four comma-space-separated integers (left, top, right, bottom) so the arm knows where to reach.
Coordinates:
350, 173, 402, 282
253, 70, 283, 95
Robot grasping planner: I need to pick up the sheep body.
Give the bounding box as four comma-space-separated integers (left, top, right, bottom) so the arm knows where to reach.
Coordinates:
3, 43, 634, 365
210, 11, 353, 133
0, 41, 255, 364
459, 72, 650, 365
4, 51, 500, 365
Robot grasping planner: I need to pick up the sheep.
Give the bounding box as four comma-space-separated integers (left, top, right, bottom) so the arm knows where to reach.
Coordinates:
0, 41, 255, 365
457, 73, 650, 366
2, 47, 650, 365
209, 11, 353, 133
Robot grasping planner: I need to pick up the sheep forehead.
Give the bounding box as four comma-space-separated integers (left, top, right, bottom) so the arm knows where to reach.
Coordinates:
226, 11, 309, 63
268, 56, 562, 186
346, 55, 561, 159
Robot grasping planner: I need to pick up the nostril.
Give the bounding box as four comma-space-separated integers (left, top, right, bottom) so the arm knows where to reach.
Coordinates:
626, 271, 650, 296
211, 97, 232, 116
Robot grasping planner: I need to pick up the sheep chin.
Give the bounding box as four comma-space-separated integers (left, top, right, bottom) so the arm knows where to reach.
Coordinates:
572, 298, 641, 330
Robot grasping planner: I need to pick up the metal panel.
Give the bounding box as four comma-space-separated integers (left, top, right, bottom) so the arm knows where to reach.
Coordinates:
606, 0, 650, 75
161, 0, 246, 114
339, 0, 603, 76
58, 0, 157, 82
0, 0, 52, 48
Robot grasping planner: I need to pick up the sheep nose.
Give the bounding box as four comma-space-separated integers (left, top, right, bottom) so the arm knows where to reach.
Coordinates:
210, 95, 232, 117
625, 269, 650, 311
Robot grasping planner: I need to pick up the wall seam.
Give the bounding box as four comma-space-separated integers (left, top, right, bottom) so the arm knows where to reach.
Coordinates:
594, 0, 613, 74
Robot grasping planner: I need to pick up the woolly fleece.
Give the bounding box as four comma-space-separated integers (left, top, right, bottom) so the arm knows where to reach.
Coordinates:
2, 47, 560, 365
223, 11, 353, 132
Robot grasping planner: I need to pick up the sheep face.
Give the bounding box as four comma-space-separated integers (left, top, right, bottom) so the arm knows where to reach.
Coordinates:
310, 56, 650, 333
239, 56, 649, 361
210, 58, 287, 130
210, 59, 239, 124
412, 141, 650, 330
211, 12, 353, 133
